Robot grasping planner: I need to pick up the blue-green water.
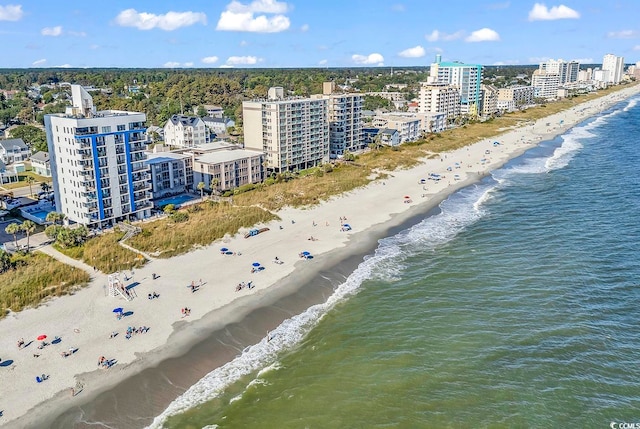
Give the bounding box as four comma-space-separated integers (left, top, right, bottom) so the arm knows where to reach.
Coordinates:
157, 97, 640, 428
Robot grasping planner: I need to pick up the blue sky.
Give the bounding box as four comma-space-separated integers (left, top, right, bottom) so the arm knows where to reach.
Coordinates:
0, 0, 639, 68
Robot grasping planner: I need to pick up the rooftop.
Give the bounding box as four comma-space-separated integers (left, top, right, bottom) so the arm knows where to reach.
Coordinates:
195, 149, 264, 165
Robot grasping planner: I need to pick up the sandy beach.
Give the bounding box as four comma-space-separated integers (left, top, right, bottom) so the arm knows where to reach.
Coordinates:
1, 84, 639, 429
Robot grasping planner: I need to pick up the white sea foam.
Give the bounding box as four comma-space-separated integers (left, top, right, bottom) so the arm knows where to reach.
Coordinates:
623, 98, 638, 112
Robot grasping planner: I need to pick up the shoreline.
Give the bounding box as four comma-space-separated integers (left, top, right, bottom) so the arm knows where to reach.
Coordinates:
1, 84, 639, 429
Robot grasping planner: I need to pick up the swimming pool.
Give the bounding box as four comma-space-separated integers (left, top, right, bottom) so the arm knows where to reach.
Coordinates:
154, 194, 197, 208
30, 210, 50, 221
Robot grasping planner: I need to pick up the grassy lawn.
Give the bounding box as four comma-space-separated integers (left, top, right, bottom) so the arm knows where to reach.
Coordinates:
55, 229, 147, 273
1, 170, 52, 191
128, 202, 279, 258
0, 252, 91, 318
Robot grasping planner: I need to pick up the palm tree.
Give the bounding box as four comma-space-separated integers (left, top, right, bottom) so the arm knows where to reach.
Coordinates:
40, 182, 51, 193
5, 222, 21, 250
197, 181, 205, 200
46, 211, 66, 225
25, 176, 35, 197
209, 178, 220, 196
21, 220, 36, 252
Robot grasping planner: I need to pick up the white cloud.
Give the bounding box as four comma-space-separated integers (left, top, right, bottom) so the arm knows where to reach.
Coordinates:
32, 58, 46, 66
219, 64, 235, 68
528, 3, 580, 21
493, 59, 520, 65
300, 23, 309, 32
0, 4, 23, 21
240, 40, 248, 46
226, 55, 260, 65
634, 45, 640, 51
398, 45, 425, 58
201, 56, 219, 64
163, 61, 181, 68
115, 9, 207, 31
54, 64, 72, 68
216, 0, 290, 33
465, 28, 500, 42
318, 59, 327, 65
352, 53, 384, 65
41, 26, 63, 37
425, 29, 464, 42
184, 62, 194, 67
573, 57, 594, 63
607, 30, 638, 39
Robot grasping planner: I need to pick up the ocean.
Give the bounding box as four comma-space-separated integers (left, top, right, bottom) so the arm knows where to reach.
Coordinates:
50, 96, 640, 429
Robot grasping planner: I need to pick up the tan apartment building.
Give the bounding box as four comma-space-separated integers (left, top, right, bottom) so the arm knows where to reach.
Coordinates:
497, 86, 536, 111
243, 88, 329, 172
480, 84, 499, 117
418, 82, 461, 121
312, 82, 364, 158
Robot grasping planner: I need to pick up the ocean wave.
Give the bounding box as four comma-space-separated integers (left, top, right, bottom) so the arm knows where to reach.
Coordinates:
623, 98, 638, 112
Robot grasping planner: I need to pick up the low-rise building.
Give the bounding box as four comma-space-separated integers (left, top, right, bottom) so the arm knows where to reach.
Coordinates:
30, 151, 51, 177
379, 128, 400, 146
192, 148, 264, 194
145, 152, 192, 199
163, 115, 208, 148
372, 114, 421, 143
202, 117, 235, 136
194, 105, 224, 118
0, 138, 30, 164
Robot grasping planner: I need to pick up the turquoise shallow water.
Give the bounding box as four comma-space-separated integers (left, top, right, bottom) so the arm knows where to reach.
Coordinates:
160, 97, 640, 428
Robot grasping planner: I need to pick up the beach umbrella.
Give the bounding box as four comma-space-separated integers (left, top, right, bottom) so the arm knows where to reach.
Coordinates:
301, 251, 310, 255
404, 195, 410, 199
112, 307, 123, 313
220, 247, 228, 252
252, 262, 261, 267
225, 251, 233, 255
37, 334, 47, 341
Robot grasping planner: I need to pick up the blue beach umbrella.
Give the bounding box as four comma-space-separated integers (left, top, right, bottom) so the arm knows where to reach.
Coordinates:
220, 247, 228, 252
301, 251, 310, 256
225, 251, 233, 255
252, 262, 261, 267
112, 307, 123, 313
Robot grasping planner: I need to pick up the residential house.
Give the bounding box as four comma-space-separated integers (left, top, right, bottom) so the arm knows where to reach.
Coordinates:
0, 159, 18, 184
202, 117, 235, 136
30, 151, 51, 177
0, 138, 31, 164
163, 115, 208, 148
378, 129, 400, 146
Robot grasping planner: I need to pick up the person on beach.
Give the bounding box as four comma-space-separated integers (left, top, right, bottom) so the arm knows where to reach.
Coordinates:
17, 338, 25, 349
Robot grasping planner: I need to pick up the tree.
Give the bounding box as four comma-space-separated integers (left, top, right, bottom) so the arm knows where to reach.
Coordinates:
45, 211, 66, 225
40, 182, 51, 193
196, 105, 207, 117
197, 181, 205, 200
210, 178, 220, 195
0, 249, 11, 273
9, 125, 48, 152
20, 220, 36, 252
5, 222, 21, 250
25, 176, 35, 197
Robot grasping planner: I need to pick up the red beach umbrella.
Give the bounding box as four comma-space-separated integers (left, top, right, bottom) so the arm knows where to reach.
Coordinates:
37, 334, 47, 341
404, 195, 410, 199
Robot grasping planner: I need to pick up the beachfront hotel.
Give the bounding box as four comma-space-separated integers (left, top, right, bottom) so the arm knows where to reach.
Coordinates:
44, 85, 151, 227
418, 82, 461, 121
243, 87, 329, 172
312, 82, 364, 159
602, 54, 625, 84
428, 54, 483, 115
539, 59, 580, 85
531, 70, 561, 100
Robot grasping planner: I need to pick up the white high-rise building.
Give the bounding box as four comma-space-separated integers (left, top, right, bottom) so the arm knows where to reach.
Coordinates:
243, 88, 329, 172
602, 54, 624, 84
44, 85, 151, 227
539, 59, 580, 84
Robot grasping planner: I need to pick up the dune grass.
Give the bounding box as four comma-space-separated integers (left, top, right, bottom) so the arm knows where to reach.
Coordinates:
128, 202, 279, 258
0, 252, 91, 317
55, 229, 147, 273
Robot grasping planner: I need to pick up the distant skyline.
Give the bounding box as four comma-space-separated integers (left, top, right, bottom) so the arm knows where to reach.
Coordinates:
0, 0, 639, 69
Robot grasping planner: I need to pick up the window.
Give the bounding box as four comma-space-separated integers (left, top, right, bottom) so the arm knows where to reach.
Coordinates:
117, 124, 126, 131
101, 126, 112, 133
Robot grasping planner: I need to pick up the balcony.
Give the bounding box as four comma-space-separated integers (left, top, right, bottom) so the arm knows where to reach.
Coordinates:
74, 126, 98, 136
